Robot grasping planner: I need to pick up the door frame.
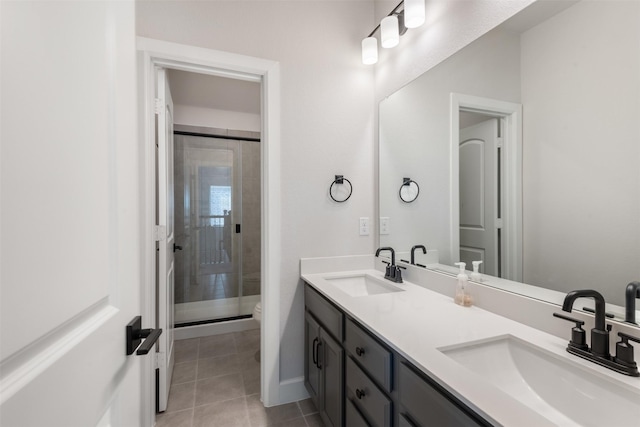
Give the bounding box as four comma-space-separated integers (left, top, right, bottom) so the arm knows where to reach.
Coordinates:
137, 37, 282, 409
450, 93, 522, 281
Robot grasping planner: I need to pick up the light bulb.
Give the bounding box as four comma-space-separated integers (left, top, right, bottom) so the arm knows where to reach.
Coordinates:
361, 37, 378, 65
381, 15, 399, 48
404, 0, 425, 28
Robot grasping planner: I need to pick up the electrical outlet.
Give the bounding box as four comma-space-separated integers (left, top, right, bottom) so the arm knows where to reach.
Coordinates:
380, 217, 390, 235
359, 217, 369, 236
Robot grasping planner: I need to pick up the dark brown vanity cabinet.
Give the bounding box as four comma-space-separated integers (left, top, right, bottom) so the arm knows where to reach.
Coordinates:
304, 283, 492, 427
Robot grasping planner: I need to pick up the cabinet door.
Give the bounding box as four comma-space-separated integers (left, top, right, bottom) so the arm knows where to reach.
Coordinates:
320, 329, 344, 427
305, 311, 322, 408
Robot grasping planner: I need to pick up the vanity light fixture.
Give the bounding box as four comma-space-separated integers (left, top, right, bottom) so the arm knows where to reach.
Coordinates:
361, 0, 424, 65
362, 36, 378, 65
404, 0, 425, 28
381, 15, 400, 48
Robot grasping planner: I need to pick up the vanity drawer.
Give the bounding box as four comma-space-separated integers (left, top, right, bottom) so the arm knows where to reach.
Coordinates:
398, 361, 489, 427
346, 397, 370, 427
304, 283, 343, 341
346, 357, 392, 427
345, 318, 393, 392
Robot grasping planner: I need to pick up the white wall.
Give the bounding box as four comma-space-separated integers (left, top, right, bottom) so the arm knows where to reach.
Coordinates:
137, 0, 376, 384
520, 0, 640, 304
173, 104, 261, 132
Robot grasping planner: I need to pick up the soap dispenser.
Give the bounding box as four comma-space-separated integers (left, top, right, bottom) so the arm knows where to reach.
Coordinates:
454, 262, 472, 307
470, 261, 483, 282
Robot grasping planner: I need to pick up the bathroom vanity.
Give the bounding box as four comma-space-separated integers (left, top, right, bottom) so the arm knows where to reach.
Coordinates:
305, 282, 489, 426
301, 255, 640, 427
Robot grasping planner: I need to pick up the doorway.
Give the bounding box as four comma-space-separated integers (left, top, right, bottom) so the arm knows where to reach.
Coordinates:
139, 36, 283, 412
450, 93, 523, 282
157, 68, 261, 412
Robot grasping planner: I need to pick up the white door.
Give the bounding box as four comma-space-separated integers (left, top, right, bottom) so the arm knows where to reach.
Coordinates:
156, 68, 176, 412
459, 118, 500, 275
1, 1, 150, 426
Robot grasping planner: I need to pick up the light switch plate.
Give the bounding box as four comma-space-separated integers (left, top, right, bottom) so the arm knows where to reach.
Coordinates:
380, 217, 390, 235
359, 217, 369, 236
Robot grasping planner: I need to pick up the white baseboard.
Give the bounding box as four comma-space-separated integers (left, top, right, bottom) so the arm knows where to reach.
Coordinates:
173, 318, 259, 340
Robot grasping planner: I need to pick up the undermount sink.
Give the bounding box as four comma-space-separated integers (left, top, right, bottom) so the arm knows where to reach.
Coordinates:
323, 273, 404, 297
439, 335, 640, 427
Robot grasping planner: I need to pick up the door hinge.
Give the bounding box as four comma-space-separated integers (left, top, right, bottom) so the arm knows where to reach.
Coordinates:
154, 98, 164, 115
153, 225, 167, 241
154, 352, 166, 369
496, 137, 504, 148
495, 218, 504, 229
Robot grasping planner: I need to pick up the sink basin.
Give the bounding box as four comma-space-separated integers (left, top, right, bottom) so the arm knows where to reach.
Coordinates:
439, 335, 640, 427
323, 273, 404, 297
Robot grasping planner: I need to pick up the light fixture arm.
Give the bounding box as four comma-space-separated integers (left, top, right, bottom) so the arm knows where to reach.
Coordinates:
367, 1, 407, 38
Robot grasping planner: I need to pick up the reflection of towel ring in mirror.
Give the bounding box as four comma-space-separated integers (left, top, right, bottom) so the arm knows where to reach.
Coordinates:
399, 178, 419, 203
330, 175, 353, 203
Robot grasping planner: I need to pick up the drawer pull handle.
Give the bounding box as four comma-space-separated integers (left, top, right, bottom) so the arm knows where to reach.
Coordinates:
356, 346, 365, 356
355, 388, 365, 399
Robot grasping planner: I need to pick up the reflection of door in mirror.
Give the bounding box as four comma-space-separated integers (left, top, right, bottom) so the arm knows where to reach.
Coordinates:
451, 94, 522, 283
459, 117, 500, 276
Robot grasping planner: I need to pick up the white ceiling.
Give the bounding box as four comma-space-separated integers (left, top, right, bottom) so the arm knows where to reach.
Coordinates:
167, 69, 261, 115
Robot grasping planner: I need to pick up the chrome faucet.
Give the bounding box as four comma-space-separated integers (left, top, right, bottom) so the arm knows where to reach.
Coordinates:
555, 289, 640, 376
625, 281, 640, 325
375, 247, 403, 283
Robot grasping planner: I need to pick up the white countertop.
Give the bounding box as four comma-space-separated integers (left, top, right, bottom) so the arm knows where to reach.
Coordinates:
301, 262, 640, 427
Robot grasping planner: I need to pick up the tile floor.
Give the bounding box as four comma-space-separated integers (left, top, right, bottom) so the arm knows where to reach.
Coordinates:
157, 330, 325, 427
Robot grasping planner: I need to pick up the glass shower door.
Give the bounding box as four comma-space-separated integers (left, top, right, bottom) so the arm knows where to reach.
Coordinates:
173, 134, 257, 325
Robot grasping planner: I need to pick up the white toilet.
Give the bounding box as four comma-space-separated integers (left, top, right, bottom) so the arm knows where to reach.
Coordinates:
252, 302, 261, 361
252, 302, 262, 325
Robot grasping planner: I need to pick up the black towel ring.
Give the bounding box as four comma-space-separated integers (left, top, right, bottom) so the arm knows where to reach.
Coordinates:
330, 175, 353, 203
399, 178, 419, 203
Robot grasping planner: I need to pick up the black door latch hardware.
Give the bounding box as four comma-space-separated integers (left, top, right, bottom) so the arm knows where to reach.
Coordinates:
126, 316, 162, 356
